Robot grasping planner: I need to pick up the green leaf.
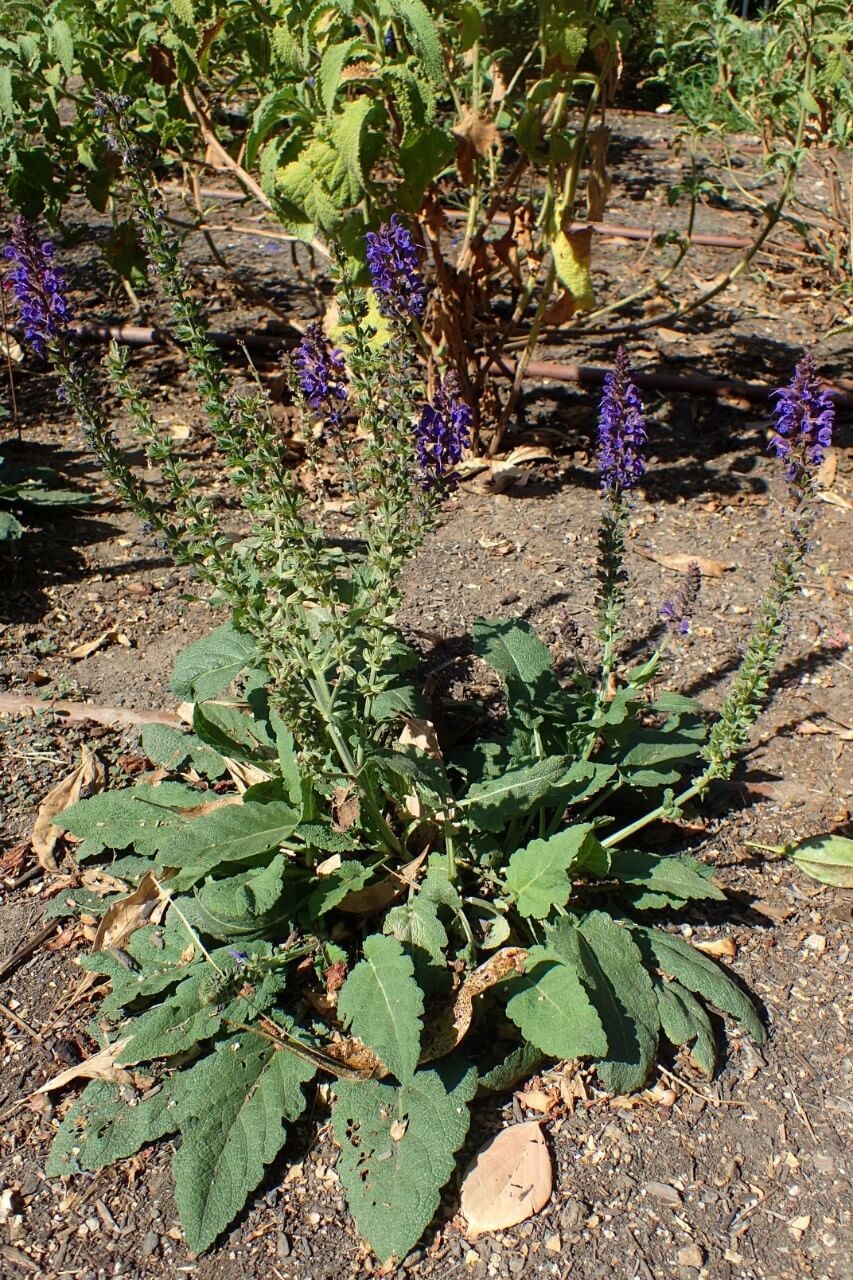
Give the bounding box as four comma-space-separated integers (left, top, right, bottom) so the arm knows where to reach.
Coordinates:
472, 618, 563, 709
655, 980, 716, 1077
319, 35, 363, 112
46, 1077, 183, 1176
385, 0, 444, 82
171, 624, 257, 701
56, 783, 201, 859
333, 1060, 477, 1262
308, 860, 374, 916
632, 926, 765, 1044
140, 724, 227, 779
505, 942, 607, 1061
477, 1041, 545, 1094
173, 1035, 315, 1254
157, 800, 301, 888
194, 856, 292, 939
610, 851, 726, 910
576, 912, 660, 1094
460, 757, 575, 833
0, 510, 24, 539
384, 888, 448, 969
192, 701, 275, 764
47, 19, 74, 76
788, 833, 853, 887
337, 934, 424, 1082
504, 824, 596, 918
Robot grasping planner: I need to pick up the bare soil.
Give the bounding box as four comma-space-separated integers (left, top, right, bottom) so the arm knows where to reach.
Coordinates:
1, 112, 851, 1280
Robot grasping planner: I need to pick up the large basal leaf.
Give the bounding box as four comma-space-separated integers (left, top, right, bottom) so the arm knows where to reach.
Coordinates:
192, 701, 276, 764
459, 757, 574, 833
56, 782, 201, 860
504, 823, 597, 918
609, 851, 727, 910
173, 1034, 315, 1254
156, 799, 300, 887
477, 1042, 545, 1095
46, 1077, 183, 1176
333, 1060, 477, 1263
170, 623, 257, 701
194, 855, 292, 939
575, 912, 660, 1094
337, 934, 424, 1082
472, 618, 559, 700
655, 979, 717, 1077
140, 723, 227, 779
632, 925, 766, 1044
505, 943, 607, 1061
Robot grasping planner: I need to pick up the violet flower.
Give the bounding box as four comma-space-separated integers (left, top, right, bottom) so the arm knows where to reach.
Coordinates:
365, 214, 427, 323
293, 322, 348, 432
597, 346, 646, 496
660, 561, 701, 636
416, 373, 471, 488
3, 217, 71, 357
769, 353, 834, 483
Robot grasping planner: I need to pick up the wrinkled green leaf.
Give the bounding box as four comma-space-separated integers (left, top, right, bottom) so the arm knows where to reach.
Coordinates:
333, 1060, 476, 1262
170, 624, 257, 701
337, 934, 424, 1082
504, 824, 596, 918
174, 1034, 315, 1254
505, 942, 607, 1061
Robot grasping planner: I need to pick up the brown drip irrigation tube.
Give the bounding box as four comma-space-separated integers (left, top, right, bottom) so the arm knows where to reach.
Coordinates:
64, 323, 853, 407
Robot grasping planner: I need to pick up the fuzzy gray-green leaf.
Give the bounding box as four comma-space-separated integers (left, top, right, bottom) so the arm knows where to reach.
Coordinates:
337, 934, 424, 1082
173, 1035, 315, 1254
504, 823, 596, 918
577, 911, 660, 1094
632, 926, 765, 1043
333, 1061, 476, 1262
505, 942, 607, 1061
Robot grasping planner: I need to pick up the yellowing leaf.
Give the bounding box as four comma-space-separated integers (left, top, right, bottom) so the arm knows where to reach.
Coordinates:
461, 1121, 552, 1238
552, 226, 594, 311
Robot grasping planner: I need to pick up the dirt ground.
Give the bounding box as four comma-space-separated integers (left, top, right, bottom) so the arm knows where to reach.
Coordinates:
0, 111, 851, 1280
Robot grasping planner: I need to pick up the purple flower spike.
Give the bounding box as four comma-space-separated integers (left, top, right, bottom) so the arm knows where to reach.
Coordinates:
660, 561, 701, 636
769, 353, 834, 482
293, 322, 348, 432
416, 373, 472, 489
597, 346, 646, 496
3, 216, 71, 357
365, 214, 426, 323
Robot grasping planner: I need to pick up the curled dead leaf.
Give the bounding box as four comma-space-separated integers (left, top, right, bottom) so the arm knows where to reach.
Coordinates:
31, 745, 106, 872
693, 937, 738, 959
36, 1036, 133, 1093
92, 870, 176, 953
398, 717, 442, 759
337, 849, 427, 914
461, 1121, 553, 1238
332, 786, 360, 832
641, 549, 734, 577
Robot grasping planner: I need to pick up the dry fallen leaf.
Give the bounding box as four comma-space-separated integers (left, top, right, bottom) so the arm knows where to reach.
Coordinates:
223, 757, 271, 792
66, 630, 131, 661
818, 490, 853, 512
332, 786, 361, 832
338, 849, 427, 914
694, 937, 738, 959
92, 870, 175, 953
398, 717, 442, 760
641, 549, 734, 577
36, 1036, 133, 1093
815, 448, 837, 489
31, 745, 106, 872
516, 1087, 557, 1115
460, 1121, 553, 1238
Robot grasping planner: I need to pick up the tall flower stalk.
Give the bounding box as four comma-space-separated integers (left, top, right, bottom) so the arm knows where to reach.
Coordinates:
605, 353, 834, 849
594, 346, 646, 704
